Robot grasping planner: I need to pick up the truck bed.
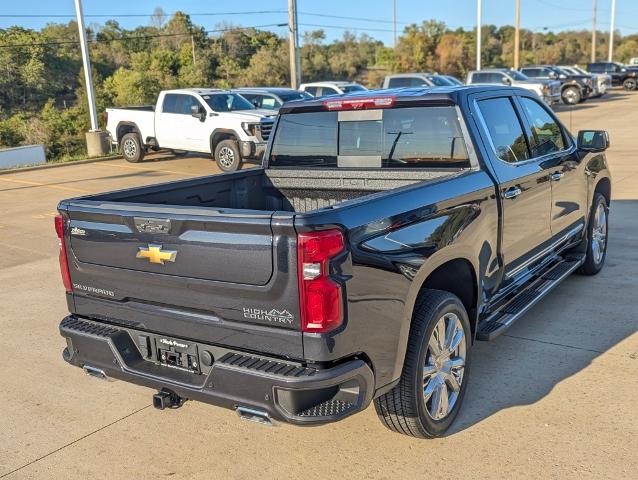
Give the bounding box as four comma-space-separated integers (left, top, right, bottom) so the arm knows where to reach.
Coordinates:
87, 167, 459, 213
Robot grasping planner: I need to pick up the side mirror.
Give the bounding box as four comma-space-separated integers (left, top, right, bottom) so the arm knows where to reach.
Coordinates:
577, 130, 610, 152
501, 77, 512, 85
559, 73, 567, 80
190, 104, 205, 122
549, 71, 558, 80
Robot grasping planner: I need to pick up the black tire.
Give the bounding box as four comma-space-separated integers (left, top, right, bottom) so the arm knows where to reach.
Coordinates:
213, 139, 242, 172
623, 78, 637, 91
561, 86, 581, 105
374, 289, 472, 438
120, 133, 144, 163
578, 193, 609, 275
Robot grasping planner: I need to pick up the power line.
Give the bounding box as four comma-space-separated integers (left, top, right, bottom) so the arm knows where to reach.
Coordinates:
0, 23, 288, 49
0, 10, 287, 19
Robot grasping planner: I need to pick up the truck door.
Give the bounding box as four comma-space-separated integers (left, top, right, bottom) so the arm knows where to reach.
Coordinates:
516, 95, 587, 237
179, 94, 213, 153
472, 94, 553, 278
155, 93, 190, 150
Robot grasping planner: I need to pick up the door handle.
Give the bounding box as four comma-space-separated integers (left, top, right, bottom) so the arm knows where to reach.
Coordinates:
503, 187, 522, 199
550, 172, 564, 181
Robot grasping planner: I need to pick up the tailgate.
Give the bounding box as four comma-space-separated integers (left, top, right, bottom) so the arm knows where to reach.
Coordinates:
61, 201, 303, 358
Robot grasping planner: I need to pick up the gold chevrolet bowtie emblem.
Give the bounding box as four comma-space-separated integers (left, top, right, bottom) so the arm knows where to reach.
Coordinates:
136, 244, 177, 264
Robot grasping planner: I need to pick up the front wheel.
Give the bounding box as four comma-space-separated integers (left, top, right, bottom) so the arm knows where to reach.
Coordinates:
562, 86, 581, 105
623, 78, 637, 91
213, 139, 242, 172
579, 193, 609, 275
374, 289, 471, 438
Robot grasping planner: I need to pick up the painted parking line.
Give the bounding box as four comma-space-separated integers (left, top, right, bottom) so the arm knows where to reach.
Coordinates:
94, 162, 196, 176
0, 177, 89, 194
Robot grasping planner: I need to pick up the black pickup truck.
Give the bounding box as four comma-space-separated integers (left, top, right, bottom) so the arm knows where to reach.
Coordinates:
56, 86, 611, 438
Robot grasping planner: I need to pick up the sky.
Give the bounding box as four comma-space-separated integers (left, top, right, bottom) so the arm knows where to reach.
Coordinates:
0, 0, 636, 45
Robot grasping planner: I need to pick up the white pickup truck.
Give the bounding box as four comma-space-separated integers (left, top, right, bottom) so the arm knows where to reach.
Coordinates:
105, 88, 276, 171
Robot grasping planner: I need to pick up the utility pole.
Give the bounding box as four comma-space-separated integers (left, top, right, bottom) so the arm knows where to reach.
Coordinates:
476, 0, 482, 70
608, 0, 616, 61
393, 0, 397, 48
288, 0, 301, 89
191, 35, 196, 64
591, 0, 597, 63
74, 0, 107, 156
514, 0, 521, 69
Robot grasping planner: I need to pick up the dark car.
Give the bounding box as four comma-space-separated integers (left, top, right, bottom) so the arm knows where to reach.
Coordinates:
587, 62, 638, 90
56, 86, 611, 438
233, 87, 312, 111
520, 65, 593, 104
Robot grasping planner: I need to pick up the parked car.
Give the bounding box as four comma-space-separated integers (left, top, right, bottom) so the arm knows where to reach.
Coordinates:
466, 69, 562, 105
299, 81, 367, 97
381, 73, 457, 88
57, 86, 611, 438
519, 65, 593, 104
628, 57, 638, 66
587, 62, 638, 90
559, 65, 611, 97
233, 88, 312, 111
105, 89, 275, 171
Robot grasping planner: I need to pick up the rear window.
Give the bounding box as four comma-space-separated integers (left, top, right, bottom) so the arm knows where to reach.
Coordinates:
269, 106, 470, 169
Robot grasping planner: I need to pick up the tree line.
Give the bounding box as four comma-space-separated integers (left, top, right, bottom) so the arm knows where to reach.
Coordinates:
1, 11, 636, 162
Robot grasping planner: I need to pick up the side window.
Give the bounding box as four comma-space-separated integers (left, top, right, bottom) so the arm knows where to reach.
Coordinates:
162, 94, 180, 113
470, 73, 489, 83
490, 72, 506, 83
241, 94, 261, 108
181, 95, 203, 115
588, 63, 602, 73
518, 97, 566, 157
477, 97, 530, 163
260, 96, 279, 109
320, 87, 339, 96
388, 77, 408, 87
523, 68, 539, 77
303, 86, 318, 96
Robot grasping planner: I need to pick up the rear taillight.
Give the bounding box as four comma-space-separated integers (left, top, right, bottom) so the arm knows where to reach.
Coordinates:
297, 229, 345, 333
55, 215, 73, 293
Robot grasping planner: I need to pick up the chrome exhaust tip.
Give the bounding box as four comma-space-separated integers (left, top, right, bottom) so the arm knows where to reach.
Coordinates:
236, 406, 276, 426
82, 364, 113, 381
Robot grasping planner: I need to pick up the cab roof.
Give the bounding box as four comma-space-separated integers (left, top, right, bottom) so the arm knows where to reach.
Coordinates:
278, 85, 515, 114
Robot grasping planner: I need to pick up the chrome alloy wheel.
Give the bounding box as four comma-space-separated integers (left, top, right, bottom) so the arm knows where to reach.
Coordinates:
423, 312, 467, 421
122, 138, 137, 158
591, 202, 608, 264
218, 146, 235, 168
564, 88, 579, 104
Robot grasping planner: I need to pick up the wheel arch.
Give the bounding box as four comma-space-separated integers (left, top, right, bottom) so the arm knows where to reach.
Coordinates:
210, 129, 239, 152
594, 176, 611, 206
116, 122, 142, 145
388, 251, 480, 386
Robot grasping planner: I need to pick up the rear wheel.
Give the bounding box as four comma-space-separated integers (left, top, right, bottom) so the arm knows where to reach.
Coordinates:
623, 78, 637, 91
120, 133, 144, 163
579, 193, 609, 275
214, 139, 241, 172
374, 289, 471, 438
562, 86, 581, 105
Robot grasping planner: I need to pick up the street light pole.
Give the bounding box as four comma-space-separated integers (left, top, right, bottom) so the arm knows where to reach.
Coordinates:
74, 0, 98, 132
288, 0, 301, 89
393, 0, 397, 48
514, 0, 521, 69
608, 0, 616, 62
476, 0, 482, 70
591, 0, 597, 63
74, 0, 108, 157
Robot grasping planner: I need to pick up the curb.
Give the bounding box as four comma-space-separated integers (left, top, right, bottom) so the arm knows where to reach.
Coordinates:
0, 154, 122, 175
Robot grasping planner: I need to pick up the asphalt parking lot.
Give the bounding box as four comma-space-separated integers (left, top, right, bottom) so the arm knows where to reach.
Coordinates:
1, 92, 637, 479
